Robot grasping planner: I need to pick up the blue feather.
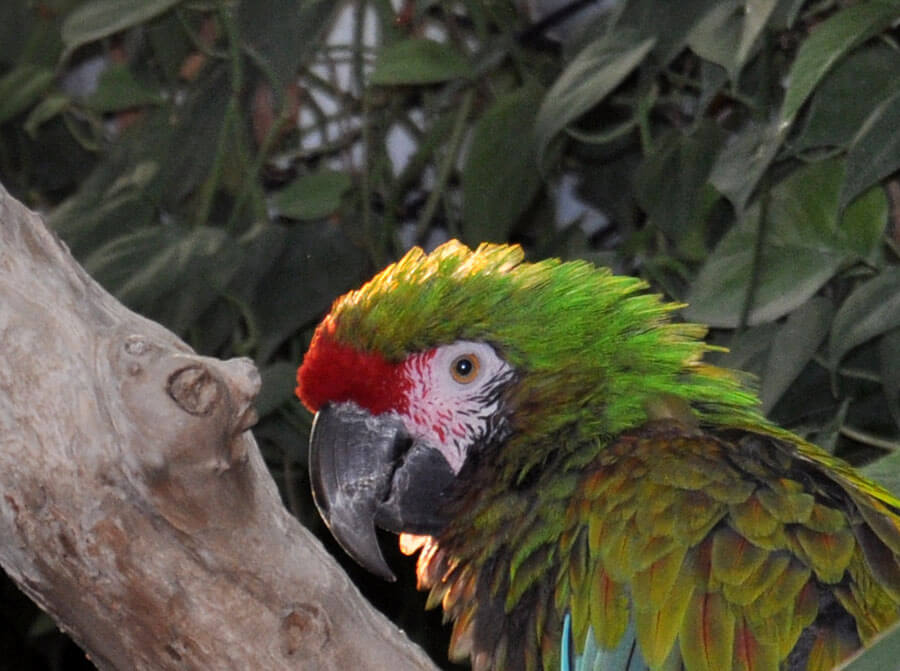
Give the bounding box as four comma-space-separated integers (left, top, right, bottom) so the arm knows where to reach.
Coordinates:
561, 613, 650, 671
561, 612, 574, 671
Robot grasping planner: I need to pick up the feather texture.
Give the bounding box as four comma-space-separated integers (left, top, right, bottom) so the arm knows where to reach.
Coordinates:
298, 241, 900, 671
410, 420, 900, 670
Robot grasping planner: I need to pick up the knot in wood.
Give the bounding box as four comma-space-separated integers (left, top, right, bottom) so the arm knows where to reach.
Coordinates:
123, 336, 152, 376
124, 335, 152, 356
280, 603, 329, 656
167, 365, 219, 415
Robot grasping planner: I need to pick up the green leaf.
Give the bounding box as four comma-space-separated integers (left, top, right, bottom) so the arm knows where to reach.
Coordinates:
780, 0, 900, 122
716, 323, 780, 375
829, 267, 900, 370
736, 0, 779, 71
254, 224, 368, 362
760, 297, 833, 413
50, 169, 159, 258
860, 453, 900, 503
534, 31, 655, 164
686, 0, 743, 77
461, 83, 544, 244
840, 89, 900, 210
687, 159, 881, 327
84, 225, 239, 310
232, 223, 287, 298
238, 0, 335, 90
274, 171, 352, 221
24, 93, 70, 137
685, 0, 777, 79
370, 38, 473, 85
769, 0, 809, 29
0, 3, 30, 64
614, 0, 719, 65
105, 161, 159, 198
710, 117, 788, 212
793, 44, 900, 151
61, 0, 184, 56
685, 227, 842, 329
85, 64, 164, 112
195, 223, 287, 354
880, 327, 900, 431
0, 65, 55, 124
633, 122, 723, 249
837, 179, 889, 266
82, 223, 243, 336
156, 68, 231, 205
257, 362, 300, 418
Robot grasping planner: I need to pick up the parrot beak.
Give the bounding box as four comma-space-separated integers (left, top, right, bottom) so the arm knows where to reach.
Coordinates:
309, 402, 457, 581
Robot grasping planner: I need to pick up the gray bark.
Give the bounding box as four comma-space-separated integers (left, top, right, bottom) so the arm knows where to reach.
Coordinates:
0, 184, 438, 671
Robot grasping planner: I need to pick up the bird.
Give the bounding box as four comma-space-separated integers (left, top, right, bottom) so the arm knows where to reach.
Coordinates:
295, 240, 900, 671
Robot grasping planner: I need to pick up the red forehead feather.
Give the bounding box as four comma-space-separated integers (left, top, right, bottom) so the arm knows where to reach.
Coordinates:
295, 319, 410, 415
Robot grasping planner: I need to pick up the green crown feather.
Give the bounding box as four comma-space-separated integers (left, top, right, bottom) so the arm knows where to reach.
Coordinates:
329, 241, 776, 447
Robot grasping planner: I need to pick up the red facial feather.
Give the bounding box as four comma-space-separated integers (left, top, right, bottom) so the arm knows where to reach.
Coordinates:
295, 318, 410, 416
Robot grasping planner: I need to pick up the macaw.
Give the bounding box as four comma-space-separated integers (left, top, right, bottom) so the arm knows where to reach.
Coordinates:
295, 241, 900, 671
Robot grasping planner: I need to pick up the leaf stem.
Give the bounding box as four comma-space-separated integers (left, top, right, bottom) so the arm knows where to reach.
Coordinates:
355, 0, 382, 266
175, 6, 228, 59
195, 1, 248, 227
840, 425, 900, 451
812, 354, 883, 383
415, 87, 474, 242
738, 177, 769, 331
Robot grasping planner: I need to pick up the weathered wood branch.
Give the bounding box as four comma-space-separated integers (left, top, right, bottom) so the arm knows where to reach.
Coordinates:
0, 184, 439, 671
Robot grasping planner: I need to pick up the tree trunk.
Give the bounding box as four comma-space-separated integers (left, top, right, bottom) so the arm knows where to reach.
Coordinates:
0, 184, 439, 671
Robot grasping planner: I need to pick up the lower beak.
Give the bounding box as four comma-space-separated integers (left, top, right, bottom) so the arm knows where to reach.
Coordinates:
308, 402, 456, 581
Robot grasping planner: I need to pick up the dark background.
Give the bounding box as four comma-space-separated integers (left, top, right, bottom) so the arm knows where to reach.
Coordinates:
1, 1, 900, 668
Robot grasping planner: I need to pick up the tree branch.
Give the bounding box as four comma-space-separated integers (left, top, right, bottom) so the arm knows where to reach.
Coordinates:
0, 184, 438, 671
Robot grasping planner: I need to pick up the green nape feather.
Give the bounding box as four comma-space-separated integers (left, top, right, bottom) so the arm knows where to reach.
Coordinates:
319, 241, 900, 671
331, 241, 769, 448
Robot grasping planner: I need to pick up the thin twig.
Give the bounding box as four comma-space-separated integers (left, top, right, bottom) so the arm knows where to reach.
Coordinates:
885, 177, 900, 247
414, 88, 474, 242
812, 354, 883, 384
840, 425, 900, 451
516, 0, 599, 45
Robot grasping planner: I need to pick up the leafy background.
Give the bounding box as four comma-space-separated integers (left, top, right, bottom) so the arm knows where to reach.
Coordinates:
2, 0, 900, 668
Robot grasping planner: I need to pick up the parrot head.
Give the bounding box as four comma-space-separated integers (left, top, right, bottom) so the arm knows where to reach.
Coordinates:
296, 240, 761, 580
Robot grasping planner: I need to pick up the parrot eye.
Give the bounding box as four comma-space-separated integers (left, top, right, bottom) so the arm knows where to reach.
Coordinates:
450, 354, 481, 383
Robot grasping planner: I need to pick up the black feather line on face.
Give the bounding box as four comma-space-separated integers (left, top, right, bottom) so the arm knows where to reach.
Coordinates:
465, 368, 517, 454
471, 367, 516, 412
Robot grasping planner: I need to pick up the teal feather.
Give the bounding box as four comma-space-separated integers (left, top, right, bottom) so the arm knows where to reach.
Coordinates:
563, 614, 650, 671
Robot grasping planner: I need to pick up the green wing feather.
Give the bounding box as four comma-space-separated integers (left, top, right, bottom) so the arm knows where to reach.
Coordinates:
407, 418, 900, 671
560, 420, 900, 671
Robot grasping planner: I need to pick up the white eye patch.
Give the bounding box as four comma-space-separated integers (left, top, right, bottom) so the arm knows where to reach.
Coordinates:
400, 341, 512, 473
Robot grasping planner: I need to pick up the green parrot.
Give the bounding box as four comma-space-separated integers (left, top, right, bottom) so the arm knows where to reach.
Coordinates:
295, 240, 900, 671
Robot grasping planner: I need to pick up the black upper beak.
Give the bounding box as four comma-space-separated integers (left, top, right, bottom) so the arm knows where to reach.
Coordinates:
309, 402, 457, 581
